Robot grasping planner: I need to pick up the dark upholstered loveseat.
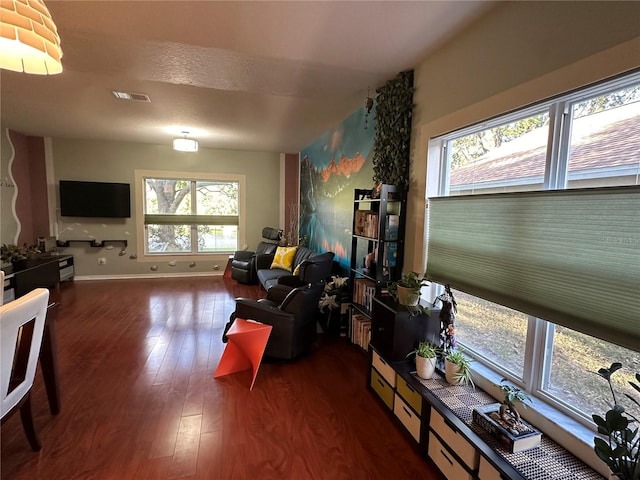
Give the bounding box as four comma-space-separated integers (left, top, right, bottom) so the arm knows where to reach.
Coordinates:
255, 247, 334, 291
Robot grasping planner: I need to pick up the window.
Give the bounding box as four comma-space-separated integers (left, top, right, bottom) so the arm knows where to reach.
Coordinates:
427, 71, 640, 425
136, 171, 245, 256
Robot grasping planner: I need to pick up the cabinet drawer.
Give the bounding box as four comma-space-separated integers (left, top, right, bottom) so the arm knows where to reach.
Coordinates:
393, 394, 420, 442
370, 368, 394, 410
372, 350, 396, 387
396, 375, 422, 415
428, 432, 473, 480
479, 456, 504, 480
430, 410, 479, 470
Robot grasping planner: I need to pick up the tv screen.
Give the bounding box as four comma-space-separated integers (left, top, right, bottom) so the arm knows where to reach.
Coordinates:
60, 180, 131, 218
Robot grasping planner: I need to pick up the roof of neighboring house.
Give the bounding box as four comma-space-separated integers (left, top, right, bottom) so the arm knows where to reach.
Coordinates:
450, 102, 640, 187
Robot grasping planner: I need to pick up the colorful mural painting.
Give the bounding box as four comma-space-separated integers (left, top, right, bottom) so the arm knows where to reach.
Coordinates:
299, 106, 375, 274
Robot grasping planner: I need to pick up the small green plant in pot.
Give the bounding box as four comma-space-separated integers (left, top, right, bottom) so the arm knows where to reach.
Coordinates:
1, 244, 31, 267
592, 362, 639, 480
444, 347, 474, 388
497, 379, 532, 426
388, 271, 429, 307
407, 341, 439, 380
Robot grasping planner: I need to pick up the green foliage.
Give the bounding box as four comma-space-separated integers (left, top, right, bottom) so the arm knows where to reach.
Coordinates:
445, 347, 474, 388
1, 244, 31, 263
372, 70, 414, 190
388, 271, 430, 314
592, 363, 640, 479
388, 271, 429, 293
451, 114, 548, 169
407, 341, 439, 359
498, 379, 532, 409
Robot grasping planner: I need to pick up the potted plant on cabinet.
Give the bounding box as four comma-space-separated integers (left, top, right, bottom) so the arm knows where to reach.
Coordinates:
444, 347, 474, 388
407, 341, 439, 380
1, 244, 32, 269
473, 380, 541, 453
497, 379, 532, 425
388, 271, 429, 307
592, 362, 640, 480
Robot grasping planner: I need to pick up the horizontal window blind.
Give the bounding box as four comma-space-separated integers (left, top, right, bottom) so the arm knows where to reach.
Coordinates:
426, 186, 640, 352
144, 215, 238, 226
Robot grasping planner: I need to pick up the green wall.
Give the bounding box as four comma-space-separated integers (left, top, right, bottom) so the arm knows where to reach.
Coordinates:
52, 138, 280, 277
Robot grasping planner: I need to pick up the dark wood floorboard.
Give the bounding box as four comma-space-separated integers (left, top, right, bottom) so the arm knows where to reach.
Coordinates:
1, 277, 442, 480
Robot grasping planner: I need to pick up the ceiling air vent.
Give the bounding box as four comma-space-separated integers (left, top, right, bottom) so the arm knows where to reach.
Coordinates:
112, 91, 150, 102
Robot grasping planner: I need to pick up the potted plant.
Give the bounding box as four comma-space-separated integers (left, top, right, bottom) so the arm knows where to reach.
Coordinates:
592, 362, 639, 480
1, 244, 31, 268
497, 379, 532, 426
388, 271, 429, 307
407, 341, 439, 380
473, 380, 541, 452
444, 347, 474, 388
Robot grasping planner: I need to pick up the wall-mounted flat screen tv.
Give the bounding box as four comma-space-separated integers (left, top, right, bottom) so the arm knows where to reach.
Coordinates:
60, 180, 131, 218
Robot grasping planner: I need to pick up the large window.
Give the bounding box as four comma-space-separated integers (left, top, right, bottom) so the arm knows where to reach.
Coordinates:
136, 171, 245, 256
427, 71, 640, 425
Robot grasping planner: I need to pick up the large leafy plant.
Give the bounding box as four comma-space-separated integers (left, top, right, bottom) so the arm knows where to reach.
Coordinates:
592, 362, 640, 480
372, 70, 414, 190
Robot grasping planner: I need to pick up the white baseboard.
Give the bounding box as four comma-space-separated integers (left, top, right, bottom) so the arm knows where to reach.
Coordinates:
73, 272, 224, 281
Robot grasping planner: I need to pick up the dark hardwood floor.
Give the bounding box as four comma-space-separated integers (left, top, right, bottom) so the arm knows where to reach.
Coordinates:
1, 277, 442, 479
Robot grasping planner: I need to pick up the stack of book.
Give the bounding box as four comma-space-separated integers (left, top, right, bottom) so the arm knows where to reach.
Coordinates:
351, 314, 371, 350
354, 210, 379, 238
352, 278, 376, 312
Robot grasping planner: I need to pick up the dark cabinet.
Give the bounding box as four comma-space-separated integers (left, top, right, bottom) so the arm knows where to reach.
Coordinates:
371, 296, 441, 361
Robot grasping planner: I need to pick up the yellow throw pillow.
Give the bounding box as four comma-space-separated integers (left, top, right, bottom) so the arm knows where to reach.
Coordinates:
270, 246, 298, 271
293, 263, 301, 276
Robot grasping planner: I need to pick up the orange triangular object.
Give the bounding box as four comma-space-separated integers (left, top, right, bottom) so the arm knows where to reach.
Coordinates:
214, 318, 272, 390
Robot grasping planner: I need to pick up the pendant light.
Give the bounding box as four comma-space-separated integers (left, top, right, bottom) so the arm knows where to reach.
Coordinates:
0, 0, 63, 74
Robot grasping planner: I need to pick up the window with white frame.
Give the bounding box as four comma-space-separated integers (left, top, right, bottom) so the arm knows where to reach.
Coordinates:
427, 71, 640, 425
137, 171, 244, 255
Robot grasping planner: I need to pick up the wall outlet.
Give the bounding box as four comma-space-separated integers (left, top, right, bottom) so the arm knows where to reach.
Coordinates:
98, 257, 106, 265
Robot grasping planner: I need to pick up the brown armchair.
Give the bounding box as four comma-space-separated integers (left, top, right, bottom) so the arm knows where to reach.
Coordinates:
231, 227, 282, 284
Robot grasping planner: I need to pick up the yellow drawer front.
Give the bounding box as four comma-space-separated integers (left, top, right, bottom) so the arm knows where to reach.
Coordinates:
430, 410, 479, 470
393, 394, 421, 442
372, 350, 396, 387
396, 375, 422, 415
478, 456, 502, 480
371, 368, 394, 410
428, 432, 474, 480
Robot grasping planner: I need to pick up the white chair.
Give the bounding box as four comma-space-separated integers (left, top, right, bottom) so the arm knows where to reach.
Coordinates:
0, 288, 50, 450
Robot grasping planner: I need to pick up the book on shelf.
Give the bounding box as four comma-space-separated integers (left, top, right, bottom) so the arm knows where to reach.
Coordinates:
472, 403, 542, 453
383, 242, 397, 267
353, 277, 376, 312
354, 210, 375, 236
351, 313, 371, 350
385, 214, 399, 240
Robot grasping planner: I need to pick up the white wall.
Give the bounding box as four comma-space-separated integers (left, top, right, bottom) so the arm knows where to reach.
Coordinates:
52, 138, 280, 277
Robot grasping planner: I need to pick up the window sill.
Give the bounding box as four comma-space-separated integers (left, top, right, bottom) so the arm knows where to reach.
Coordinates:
470, 361, 609, 478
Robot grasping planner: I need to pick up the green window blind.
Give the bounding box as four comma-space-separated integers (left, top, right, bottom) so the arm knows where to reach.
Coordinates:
426, 186, 640, 352
144, 215, 238, 226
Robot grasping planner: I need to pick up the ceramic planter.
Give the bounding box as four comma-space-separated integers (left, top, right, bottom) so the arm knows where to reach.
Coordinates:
416, 356, 436, 379
397, 285, 420, 306
444, 359, 462, 385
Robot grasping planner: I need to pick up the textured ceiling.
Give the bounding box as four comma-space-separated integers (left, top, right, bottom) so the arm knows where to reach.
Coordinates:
0, 1, 493, 153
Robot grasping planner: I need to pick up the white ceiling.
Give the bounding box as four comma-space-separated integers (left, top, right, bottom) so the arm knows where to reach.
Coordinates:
0, 1, 493, 153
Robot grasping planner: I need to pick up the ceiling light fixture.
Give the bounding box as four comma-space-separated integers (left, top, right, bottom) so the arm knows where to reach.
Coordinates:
0, 0, 63, 74
173, 132, 198, 152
